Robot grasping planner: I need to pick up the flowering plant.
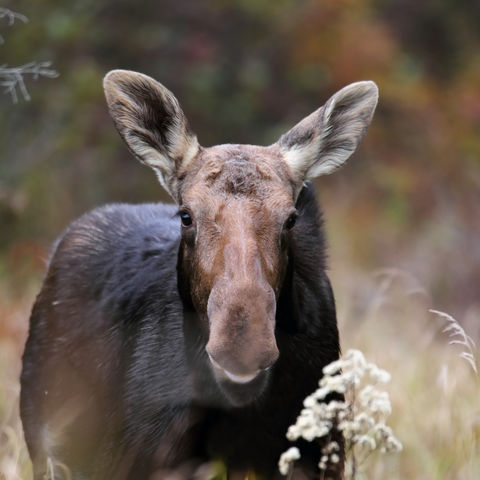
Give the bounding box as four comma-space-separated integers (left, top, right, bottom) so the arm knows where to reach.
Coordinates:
279, 349, 402, 479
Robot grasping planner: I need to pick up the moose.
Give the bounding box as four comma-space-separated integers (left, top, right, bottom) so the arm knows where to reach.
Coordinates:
20, 70, 378, 479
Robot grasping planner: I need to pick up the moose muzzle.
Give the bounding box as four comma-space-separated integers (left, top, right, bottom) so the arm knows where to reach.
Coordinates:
206, 280, 279, 385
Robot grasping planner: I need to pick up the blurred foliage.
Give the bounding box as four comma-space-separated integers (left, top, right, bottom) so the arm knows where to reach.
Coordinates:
0, 0, 479, 316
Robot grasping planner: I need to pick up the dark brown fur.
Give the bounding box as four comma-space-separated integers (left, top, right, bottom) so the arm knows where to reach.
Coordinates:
20, 70, 378, 479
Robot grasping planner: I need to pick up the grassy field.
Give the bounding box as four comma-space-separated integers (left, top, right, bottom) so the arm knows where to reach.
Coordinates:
0, 280, 35, 480
0, 266, 478, 479
332, 268, 479, 479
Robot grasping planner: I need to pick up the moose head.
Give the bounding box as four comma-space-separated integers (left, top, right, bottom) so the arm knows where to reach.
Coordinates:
103, 70, 378, 406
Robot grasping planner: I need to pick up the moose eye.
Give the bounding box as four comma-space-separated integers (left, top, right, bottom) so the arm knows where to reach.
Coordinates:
179, 210, 193, 227
284, 212, 297, 230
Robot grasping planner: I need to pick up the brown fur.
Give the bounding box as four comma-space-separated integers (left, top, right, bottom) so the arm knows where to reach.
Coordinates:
103, 70, 377, 381
178, 144, 296, 375
21, 71, 378, 479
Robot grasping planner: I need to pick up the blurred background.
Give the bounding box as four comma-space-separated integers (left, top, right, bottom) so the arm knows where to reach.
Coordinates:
2, 0, 479, 318
1, 0, 479, 478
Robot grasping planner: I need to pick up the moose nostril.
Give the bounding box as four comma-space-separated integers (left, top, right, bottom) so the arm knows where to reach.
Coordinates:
259, 356, 278, 372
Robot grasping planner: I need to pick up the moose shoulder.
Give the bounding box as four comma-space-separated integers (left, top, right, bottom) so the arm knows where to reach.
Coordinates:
20, 70, 378, 480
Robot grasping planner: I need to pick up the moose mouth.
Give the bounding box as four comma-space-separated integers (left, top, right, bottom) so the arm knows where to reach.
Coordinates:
208, 354, 261, 384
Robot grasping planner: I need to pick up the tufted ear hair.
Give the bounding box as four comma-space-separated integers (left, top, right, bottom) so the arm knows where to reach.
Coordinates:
103, 70, 200, 202
277, 81, 378, 195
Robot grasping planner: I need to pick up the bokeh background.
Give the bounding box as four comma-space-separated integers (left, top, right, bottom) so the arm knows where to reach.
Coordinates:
1, 0, 479, 478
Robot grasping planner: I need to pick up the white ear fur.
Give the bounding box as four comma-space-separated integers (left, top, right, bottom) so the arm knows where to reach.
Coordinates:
278, 81, 378, 186
103, 70, 199, 201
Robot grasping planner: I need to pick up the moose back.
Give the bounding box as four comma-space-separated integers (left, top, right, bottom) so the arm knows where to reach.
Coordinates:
20, 70, 378, 479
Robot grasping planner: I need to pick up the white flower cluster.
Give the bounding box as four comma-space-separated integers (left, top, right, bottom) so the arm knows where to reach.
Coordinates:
279, 349, 402, 478
319, 440, 341, 470
278, 447, 301, 475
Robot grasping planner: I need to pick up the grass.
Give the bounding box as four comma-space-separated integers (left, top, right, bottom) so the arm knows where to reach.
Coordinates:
0, 268, 478, 479
0, 281, 35, 480
333, 268, 480, 479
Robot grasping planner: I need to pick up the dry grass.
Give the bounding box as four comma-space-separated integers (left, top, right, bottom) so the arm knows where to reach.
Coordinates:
0, 268, 478, 479
334, 268, 480, 479
0, 283, 34, 480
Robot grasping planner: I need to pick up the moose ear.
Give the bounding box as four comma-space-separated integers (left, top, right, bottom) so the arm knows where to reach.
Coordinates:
103, 70, 199, 202
277, 81, 378, 190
